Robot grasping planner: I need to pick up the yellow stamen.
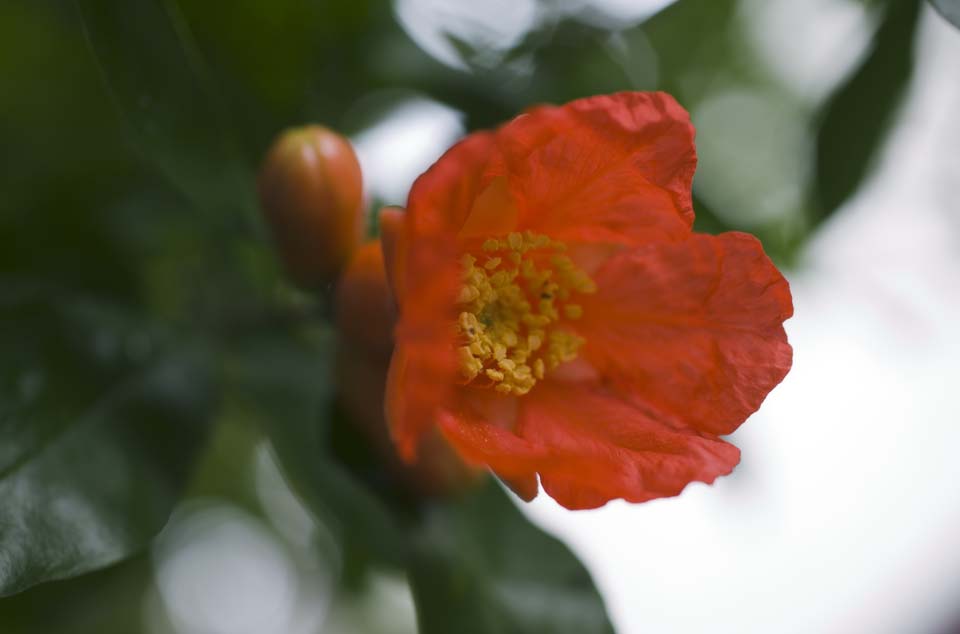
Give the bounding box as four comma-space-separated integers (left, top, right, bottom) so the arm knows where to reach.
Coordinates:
455, 231, 594, 395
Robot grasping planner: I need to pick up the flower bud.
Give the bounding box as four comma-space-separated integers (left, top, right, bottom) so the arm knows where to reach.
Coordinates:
258, 125, 364, 289
378, 205, 406, 305
335, 238, 483, 497
335, 239, 395, 357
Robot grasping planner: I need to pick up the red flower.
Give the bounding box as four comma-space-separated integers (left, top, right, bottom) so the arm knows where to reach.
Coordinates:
381, 92, 793, 510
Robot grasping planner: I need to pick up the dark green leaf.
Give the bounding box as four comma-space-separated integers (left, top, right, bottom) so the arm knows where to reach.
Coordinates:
0, 554, 151, 633
0, 297, 215, 596
929, 0, 960, 28
409, 482, 615, 634
814, 0, 922, 220
228, 334, 407, 569
75, 0, 256, 220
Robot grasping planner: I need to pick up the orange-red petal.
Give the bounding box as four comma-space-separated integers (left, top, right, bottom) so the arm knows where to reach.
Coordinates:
386, 238, 462, 460
405, 130, 498, 241
438, 381, 740, 510
488, 91, 696, 247
386, 93, 792, 510
457, 176, 520, 240
387, 342, 457, 461
437, 408, 546, 488
521, 382, 741, 509
578, 232, 793, 437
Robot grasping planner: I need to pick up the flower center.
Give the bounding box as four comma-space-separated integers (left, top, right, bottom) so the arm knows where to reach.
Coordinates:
455, 231, 595, 395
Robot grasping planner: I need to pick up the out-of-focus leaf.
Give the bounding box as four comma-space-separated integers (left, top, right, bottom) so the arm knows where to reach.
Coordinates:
642, 0, 814, 263
691, 193, 733, 235
409, 482, 614, 634
0, 296, 215, 596
642, 0, 740, 105
814, 0, 921, 220
228, 334, 407, 569
75, 0, 255, 220
0, 2, 136, 227
393, 19, 658, 131
532, 27, 641, 105
176, 0, 348, 152
0, 554, 150, 634
929, 0, 960, 28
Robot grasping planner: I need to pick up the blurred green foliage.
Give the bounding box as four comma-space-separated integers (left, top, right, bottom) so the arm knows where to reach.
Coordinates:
929, 0, 960, 27
410, 483, 613, 634
815, 0, 922, 220
0, 0, 926, 630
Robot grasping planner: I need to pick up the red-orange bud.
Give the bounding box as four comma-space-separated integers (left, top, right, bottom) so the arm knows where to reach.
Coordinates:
258, 125, 364, 289
378, 205, 406, 305
335, 240, 396, 357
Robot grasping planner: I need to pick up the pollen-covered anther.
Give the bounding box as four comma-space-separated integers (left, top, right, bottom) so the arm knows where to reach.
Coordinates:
455, 231, 592, 395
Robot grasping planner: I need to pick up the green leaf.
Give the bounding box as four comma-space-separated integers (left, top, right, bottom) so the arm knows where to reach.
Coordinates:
929, 0, 960, 28
75, 0, 255, 220
0, 553, 152, 633
0, 296, 215, 596
814, 0, 922, 220
227, 334, 407, 569
409, 482, 615, 634
642, 0, 740, 105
